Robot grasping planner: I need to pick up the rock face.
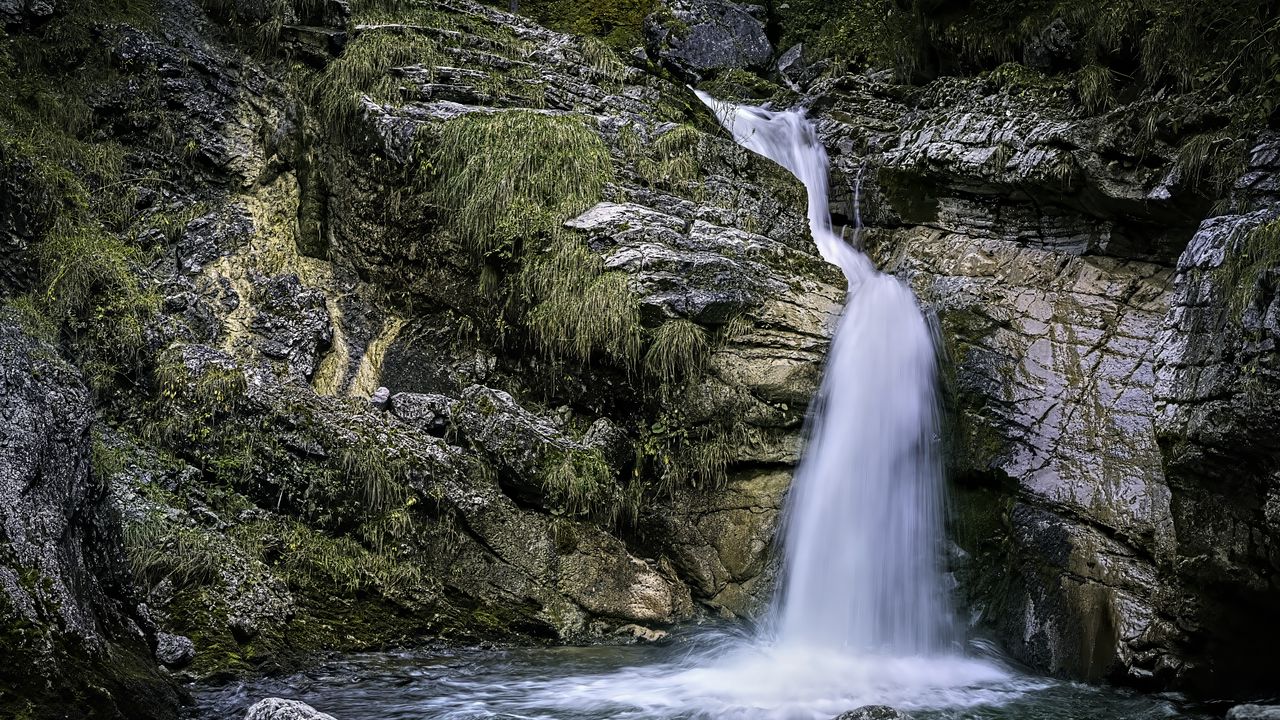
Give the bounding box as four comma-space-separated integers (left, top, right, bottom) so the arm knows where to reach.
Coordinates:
645, 0, 774, 80
806, 70, 1280, 693
0, 312, 178, 719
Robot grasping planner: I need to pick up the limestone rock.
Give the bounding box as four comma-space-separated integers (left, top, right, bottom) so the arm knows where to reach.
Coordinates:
0, 311, 178, 718
155, 631, 195, 669
249, 272, 333, 379
244, 698, 337, 720
644, 0, 773, 80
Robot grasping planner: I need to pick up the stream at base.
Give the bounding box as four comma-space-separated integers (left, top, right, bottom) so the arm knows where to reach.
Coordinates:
189, 629, 1209, 720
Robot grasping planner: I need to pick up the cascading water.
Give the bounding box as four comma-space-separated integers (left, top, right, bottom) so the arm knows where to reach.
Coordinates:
692, 91, 952, 655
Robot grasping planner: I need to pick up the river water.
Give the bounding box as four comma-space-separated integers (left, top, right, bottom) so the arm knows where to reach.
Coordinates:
189, 628, 1209, 719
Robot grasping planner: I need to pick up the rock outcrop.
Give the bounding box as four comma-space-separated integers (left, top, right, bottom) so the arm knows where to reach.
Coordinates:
0, 311, 178, 719
801, 68, 1280, 693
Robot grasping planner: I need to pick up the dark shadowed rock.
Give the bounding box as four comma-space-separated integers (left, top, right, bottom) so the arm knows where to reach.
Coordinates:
0, 311, 179, 719
644, 0, 773, 80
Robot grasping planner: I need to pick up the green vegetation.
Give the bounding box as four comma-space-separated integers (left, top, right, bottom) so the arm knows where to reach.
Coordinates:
645, 318, 710, 384
487, 0, 656, 51
540, 446, 635, 524
777, 0, 1280, 127
432, 111, 612, 260
315, 25, 442, 137
1220, 216, 1280, 322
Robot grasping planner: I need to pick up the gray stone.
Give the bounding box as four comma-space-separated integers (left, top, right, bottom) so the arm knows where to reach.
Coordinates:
1228, 706, 1280, 720
0, 311, 178, 717
644, 0, 773, 79
155, 632, 195, 669
833, 706, 915, 720
369, 385, 390, 408
244, 698, 338, 720
249, 272, 333, 379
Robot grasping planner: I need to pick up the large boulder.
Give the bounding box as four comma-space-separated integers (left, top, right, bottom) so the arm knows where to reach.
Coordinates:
0, 310, 179, 719
644, 0, 774, 80
244, 698, 337, 720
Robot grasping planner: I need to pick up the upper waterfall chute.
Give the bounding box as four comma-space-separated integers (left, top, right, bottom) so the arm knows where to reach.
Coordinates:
693, 89, 873, 288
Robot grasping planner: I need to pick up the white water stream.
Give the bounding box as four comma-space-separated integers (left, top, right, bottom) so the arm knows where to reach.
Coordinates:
694, 90, 954, 655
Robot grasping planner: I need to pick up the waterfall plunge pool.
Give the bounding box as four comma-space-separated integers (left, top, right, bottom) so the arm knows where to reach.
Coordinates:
188, 627, 1211, 719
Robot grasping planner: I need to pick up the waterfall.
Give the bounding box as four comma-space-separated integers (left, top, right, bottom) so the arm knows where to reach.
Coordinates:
695, 91, 954, 655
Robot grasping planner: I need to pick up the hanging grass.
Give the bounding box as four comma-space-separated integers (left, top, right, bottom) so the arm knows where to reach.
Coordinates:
644, 318, 710, 384
431, 110, 613, 259
1220, 216, 1280, 323
315, 26, 441, 137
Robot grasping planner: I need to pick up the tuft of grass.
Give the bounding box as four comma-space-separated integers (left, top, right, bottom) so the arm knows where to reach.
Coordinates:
644, 318, 709, 384
523, 239, 641, 365
1219, 216, 1280, 323
431, 110, 613, 260
337, 444, 412, 516
1176, 132, 1248, 197
124, 514, 227, 591
1076, 64, 1114, 114
540, 446, 623, 524
315, 27, 441, 137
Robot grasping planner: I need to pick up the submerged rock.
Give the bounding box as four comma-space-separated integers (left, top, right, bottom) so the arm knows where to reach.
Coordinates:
1228, 706, 1280, 720
244, 698, 338, 720
833, 706, 915, 720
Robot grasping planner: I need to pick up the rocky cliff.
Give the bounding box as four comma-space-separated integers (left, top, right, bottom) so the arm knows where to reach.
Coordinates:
1, 0, 1278, 715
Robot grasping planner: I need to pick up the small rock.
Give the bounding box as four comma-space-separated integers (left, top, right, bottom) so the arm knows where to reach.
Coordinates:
245, 698, 338, 720
833, 707, 915, 720
615, 623, 670, 643
369, 386, 391, 409
1228, 706, 1280, 720
155, 631, 195, 669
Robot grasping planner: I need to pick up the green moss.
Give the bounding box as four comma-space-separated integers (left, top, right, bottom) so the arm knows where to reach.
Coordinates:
491, 0, 657, 51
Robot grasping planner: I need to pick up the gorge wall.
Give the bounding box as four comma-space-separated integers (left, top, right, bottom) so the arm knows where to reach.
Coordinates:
1, 0, 1278, 716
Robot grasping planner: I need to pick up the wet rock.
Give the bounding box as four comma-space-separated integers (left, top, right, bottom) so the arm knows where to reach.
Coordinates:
1228, 706, 1280, 720
644, 0, 773, 80
0, 311, 179, 718
249, 272, 333, 379
177, 206, 254, 274
388, 391, 453, 434
833, 706, 915, 720
155, 632, 195, 669
244, 698, 337, 720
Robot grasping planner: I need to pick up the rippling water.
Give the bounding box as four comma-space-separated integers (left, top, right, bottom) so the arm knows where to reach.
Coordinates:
189, 629, 1209, 720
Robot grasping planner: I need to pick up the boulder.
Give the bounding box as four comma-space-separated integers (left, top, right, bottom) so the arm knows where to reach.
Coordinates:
644, 0, 773, 80
1228, 706, 1280, 720
244, 698, 338, 720
155, 632, 196, 669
